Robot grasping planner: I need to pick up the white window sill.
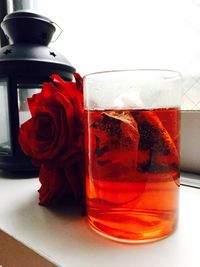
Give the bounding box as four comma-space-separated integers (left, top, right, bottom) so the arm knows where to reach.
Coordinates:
0, 172, 199, 267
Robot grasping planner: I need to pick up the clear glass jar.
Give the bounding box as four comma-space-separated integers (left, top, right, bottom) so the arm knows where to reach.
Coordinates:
84, 69, 182, 243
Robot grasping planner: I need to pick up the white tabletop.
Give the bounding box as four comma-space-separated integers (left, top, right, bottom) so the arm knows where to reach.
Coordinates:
0, 172, 200, 267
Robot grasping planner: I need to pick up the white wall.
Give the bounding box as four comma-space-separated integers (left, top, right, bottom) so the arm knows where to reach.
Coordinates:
11, 0, 200, 111
30, 0, 200, 77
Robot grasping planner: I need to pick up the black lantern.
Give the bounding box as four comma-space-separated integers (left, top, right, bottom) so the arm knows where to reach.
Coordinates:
0, 11, 75, 172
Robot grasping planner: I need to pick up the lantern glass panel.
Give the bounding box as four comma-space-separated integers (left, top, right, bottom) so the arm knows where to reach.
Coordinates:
17, 84, 42, 126
0, 79, 11, 155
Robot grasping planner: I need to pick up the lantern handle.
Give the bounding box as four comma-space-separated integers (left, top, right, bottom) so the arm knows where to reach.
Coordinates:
50, 21, 63, 43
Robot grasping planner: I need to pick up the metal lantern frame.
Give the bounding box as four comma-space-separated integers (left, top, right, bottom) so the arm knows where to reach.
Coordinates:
0, 10, 75, 172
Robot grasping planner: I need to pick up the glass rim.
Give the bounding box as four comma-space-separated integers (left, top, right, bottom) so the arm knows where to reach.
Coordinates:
83, 69, 182, 79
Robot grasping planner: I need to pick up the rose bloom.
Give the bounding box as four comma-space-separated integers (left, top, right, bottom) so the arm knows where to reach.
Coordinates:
19, 73, 84, 162
19, 73, 85, 211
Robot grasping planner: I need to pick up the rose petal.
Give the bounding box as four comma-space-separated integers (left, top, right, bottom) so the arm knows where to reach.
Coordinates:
64, 158, 85, 213
38, 164, 73, 206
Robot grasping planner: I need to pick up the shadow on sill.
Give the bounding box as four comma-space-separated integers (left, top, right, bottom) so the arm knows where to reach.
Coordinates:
181, 171, 200, 189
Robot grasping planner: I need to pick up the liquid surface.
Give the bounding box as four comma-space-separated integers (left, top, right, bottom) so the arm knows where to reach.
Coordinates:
85, 108, 180, 243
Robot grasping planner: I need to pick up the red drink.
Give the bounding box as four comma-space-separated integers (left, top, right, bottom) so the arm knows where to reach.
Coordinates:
85, 108, 180, 243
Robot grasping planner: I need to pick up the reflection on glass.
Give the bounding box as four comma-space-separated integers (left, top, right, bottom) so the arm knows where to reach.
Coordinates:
0, 79, 11, 155
17, 84, 42, 126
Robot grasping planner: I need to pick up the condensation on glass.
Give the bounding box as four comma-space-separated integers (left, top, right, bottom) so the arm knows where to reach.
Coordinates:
17, 84, 41, 126
0, 78, 11, 155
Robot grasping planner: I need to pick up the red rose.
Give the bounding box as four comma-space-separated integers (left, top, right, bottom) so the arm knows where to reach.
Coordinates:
19, 73, 85, 211
38, 164, 73, 206
19, 73, 84, 163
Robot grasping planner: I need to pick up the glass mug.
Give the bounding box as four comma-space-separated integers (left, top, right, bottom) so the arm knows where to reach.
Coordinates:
84, 70, 182, 243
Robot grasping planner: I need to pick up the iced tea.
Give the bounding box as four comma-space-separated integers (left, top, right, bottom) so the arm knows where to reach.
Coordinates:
85, 108, 180, 243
